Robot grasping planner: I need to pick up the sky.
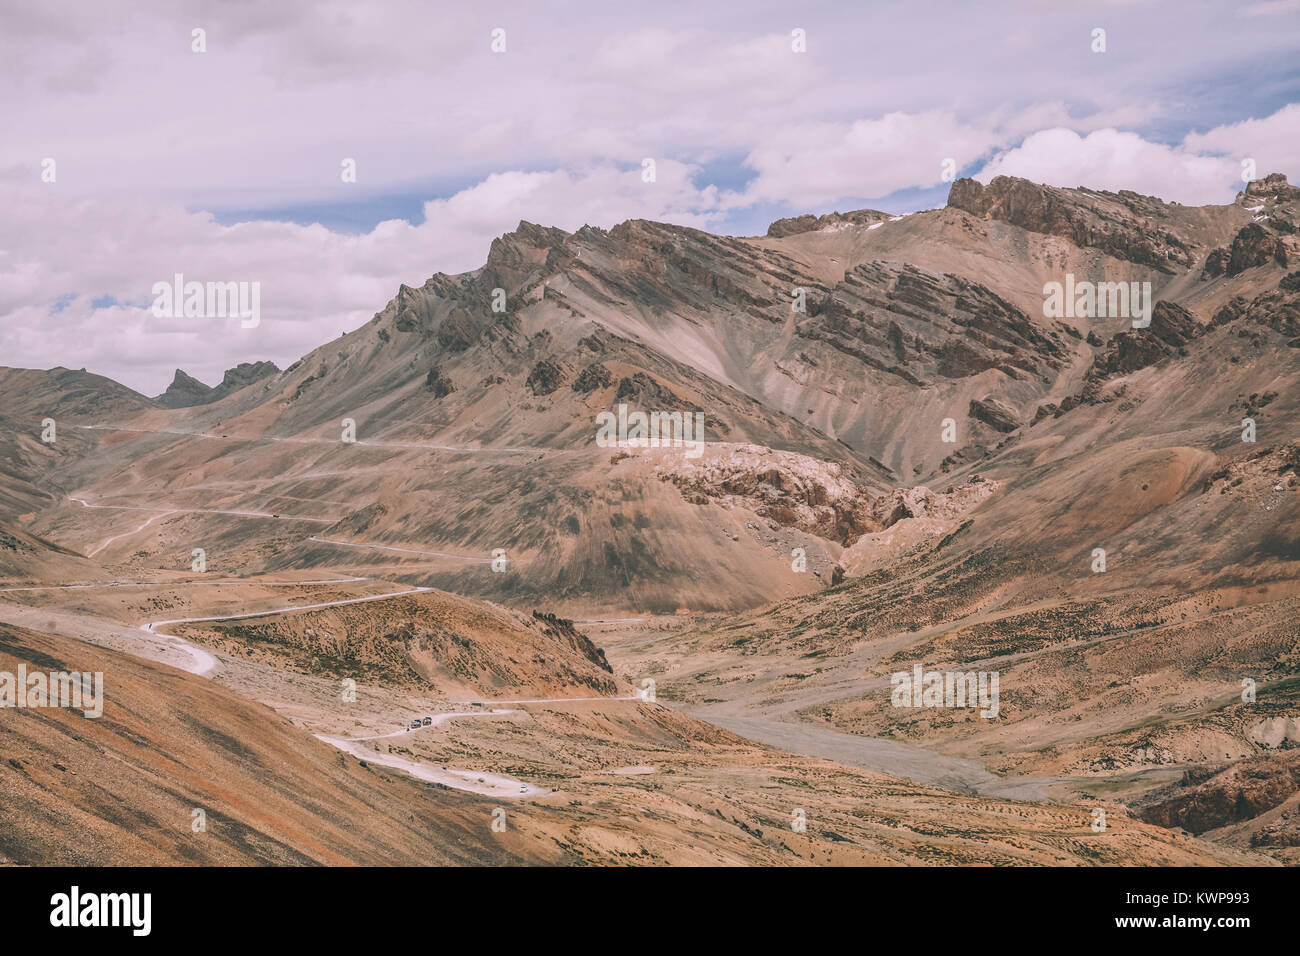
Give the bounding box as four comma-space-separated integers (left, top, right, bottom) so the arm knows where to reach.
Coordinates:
2, 0, 1299, 395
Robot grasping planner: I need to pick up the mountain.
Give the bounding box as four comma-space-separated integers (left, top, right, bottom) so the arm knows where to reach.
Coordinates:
5, 172, 1298, 863
25, 174, 1296, 612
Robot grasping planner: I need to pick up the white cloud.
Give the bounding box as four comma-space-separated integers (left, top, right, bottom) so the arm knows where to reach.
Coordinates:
975, 127, 1240, 204
731, 111, 998, 208
1182, 103, 1300, 182
973, 104, 1300, 205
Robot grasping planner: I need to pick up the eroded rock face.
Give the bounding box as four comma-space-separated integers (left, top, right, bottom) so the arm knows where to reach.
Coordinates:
1135, 751, 1300, 834
614, 372, 685, 408
1251, 815, 1300, 848
485, 220, 572, 288
436, 310, 480, 352
525, 359, 566, 396
1212, 287, 1300, 338
948, 176, 1196, 273
766, 208, 890, 238
572, 362, 613, 393
868, 477, 995, 527
530, 610, 613, 673
384, 273, 492, 352
424, 364, 455, 398
1203, 175, 1300, 278
797, 261, 1067, 387
653, 443, 996, 558
1220, 223, 1288, 277
1243, 172, 1300, 207
155, 369, 213, 408
839, 477, 997, 576
968, 396, 1021, 433
1083, 301, 1202, 387
654, 444, 877, 544
218, 361, 278, 394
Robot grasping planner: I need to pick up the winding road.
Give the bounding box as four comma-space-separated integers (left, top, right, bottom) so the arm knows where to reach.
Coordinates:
8, 493, 644, 799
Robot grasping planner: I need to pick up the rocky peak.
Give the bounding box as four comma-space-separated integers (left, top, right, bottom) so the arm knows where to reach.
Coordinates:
1241, 172, 1300, 206
948, 175, 1196, 273
766, 208, 891, 238
155, 369, 213, 408
486, 220, 572, 275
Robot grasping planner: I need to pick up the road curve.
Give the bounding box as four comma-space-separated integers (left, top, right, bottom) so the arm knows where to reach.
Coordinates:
141, 586, 434, 678
23, 495, 643, 799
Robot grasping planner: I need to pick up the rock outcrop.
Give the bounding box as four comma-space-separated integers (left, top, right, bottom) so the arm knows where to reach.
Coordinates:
1135, 751, 1300, 834
155, 369, 214, 408
1203, 223, 1289, 278
1082, 301, 1202, 390
968, 396, 1021, 433
766, 208, 891, 238
948, 175, 1196, 273
654, 444, 877, 544
155, 361, 279, 408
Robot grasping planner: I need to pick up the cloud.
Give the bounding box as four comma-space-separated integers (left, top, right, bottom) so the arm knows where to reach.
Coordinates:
731, 111, 999, 208
974, 127, 1240, 205
974, 104, 1300, 205
1182, 103, 1300, 182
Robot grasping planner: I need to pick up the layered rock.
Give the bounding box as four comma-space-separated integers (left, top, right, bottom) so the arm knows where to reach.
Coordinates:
796, 261, 1068, 386
948, 176, 1197, 273
766, 208, 891, 238
968, 396, 1021, 433
1135, 751, 1300, 834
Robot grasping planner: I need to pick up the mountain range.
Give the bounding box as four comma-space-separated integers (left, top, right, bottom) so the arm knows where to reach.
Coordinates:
2, 172, 1297, 865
